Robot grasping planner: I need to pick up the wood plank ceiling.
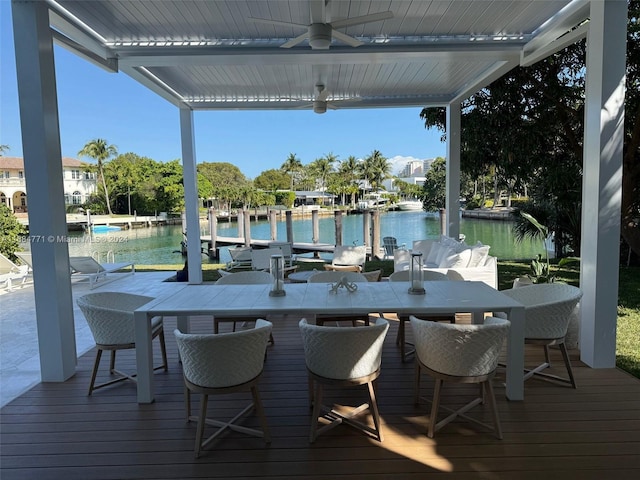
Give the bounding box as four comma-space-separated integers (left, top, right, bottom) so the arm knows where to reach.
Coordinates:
48, 0, 588, 113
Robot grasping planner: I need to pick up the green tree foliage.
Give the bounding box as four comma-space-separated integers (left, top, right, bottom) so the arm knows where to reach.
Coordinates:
0, 145, 9, 156
308, 153, 336, 196
78, 139, 118, 216
197, 162, 250, 212
274, 191, 296, 208
421, 157, 446, 212
254, 168, 290, 191
420, 2, 639, 258
0, 204, 27, 260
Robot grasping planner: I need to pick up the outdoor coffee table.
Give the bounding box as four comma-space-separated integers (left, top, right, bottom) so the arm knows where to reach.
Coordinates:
134, 281, 525, 404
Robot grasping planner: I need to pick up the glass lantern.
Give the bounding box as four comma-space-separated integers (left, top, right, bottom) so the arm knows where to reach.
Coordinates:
269, 254, 286, 296
408, 252, 425, 295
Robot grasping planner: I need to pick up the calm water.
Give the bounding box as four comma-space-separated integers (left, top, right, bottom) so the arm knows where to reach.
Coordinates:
54, 210, 541, 265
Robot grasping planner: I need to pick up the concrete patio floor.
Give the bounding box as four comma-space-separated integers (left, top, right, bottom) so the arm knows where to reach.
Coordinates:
0, 271, 176, 407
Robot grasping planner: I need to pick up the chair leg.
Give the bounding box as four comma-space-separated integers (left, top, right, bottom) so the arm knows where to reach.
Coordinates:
88, 349, 103, 395
310, 382, 324, 443
109, 350, 116, 373
559, 342, 577, 389
428, 379, 443, 438
213, 317, 219, 334
195, 394, 209, 458
544, 344, 551, 365
251, 386, 271, 443
413, 362, 422, 405
367, 381, 383, 442
484, 380, 503, 439
158, 328, 168, 371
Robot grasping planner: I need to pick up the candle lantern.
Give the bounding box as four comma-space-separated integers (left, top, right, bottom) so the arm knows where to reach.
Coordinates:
408, 252, 425, 295
269, 254, 286, 297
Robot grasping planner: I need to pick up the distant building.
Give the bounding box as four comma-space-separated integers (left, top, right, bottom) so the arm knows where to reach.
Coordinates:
399, 160, 424, 177
0, 157, 96, 213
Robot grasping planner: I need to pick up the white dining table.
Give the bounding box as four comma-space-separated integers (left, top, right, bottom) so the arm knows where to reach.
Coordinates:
133, 281, 525, 403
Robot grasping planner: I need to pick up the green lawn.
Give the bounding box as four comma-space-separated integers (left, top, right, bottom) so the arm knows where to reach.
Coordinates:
137, 259, 640, 379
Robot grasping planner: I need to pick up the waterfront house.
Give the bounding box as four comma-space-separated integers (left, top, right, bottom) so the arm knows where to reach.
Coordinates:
0, 157, 96, 214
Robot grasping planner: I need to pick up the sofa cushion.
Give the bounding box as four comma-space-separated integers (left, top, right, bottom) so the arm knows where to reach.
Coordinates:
442, 247, 472, 268
426, 242, 444, 265
468, 242, 491, 267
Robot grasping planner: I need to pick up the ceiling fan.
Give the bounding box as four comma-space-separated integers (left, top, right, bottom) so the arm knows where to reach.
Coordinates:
248, 0, 393, 50
296, 83, 360, 114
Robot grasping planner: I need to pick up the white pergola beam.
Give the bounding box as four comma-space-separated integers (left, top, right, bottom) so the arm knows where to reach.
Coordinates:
116, 43, 523, 68
579, 0, 627, 368
12, 0, 77, 381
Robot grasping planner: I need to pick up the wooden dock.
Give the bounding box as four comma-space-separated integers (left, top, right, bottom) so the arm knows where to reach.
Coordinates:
199, 235, 338, 258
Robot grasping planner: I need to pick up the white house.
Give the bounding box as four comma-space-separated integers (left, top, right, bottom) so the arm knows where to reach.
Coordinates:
0, 157, 96, 213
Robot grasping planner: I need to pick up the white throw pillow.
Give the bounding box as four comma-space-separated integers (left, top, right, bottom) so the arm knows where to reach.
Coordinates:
468, 243, 491, 267
440, 251, 459, 268
436, 246, 455, 266
448, 247, 472, 268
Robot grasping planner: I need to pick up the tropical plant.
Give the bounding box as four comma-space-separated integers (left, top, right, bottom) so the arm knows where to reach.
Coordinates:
78, 139, 118, 215
360, 150, 391, 191
254, 168, 290, 191
515, 211, 555, 283
0, 204, 27, 260
0, 145, 9, 156
280, 153, 303, 191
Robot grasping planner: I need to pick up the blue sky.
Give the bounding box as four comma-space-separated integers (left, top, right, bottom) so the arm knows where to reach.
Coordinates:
0, 1, 445, 179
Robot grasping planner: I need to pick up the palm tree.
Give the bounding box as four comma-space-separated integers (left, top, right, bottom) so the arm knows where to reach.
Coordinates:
363, 150, 391, 191
0, 145, 9, 156
78, 139, 118, 215
280, 153, 303, 191
338, 155, 361, 207
309, 154, 336, 206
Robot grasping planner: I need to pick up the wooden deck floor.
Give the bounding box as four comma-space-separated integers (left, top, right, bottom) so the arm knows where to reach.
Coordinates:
2, 315, 639, 479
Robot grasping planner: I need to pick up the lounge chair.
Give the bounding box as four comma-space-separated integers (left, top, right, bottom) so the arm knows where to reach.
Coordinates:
0, 253, 30, 291
69, 256, 135, 289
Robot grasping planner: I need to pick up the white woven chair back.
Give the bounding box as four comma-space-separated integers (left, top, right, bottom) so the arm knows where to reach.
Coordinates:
77, 292, 154, 345
331, 245, 366, 267
215, 270, 272, 285
389, 270, 449, 282
174, 320, 272, 389
251, 247, 282, 270
307, 271, 368, 283
411, 316, 510, 377
501, 284, 582, 339
299, 318, 389, 380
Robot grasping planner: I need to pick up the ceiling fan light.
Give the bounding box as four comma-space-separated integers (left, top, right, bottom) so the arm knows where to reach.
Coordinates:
308, 23, 332, 49
313, 100, 327, 114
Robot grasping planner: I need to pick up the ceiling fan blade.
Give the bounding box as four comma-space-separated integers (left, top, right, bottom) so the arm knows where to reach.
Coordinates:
326, 103, 339, 110
247, 17, 308, 29
281, 32, 310, 48
331, 11, 393, 29
331, 30, 364, 47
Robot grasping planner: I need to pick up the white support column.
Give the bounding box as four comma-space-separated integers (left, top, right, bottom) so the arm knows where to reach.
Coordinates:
579, 0, 626, 368
446, 101, 461, 239
179, 107, 203, 284
12, 0, 77, 380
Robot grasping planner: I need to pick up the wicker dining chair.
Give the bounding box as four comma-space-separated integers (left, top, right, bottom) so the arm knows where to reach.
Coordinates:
174, 320, 272, 458
299, 317, 389, 443
77, 292, 167, 396
411, 316, 510, 439
389, 270, 454, 362
498, 283, 583, 388
213, 270, 274, 344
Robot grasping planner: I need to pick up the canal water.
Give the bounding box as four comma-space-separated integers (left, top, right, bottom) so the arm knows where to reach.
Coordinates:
52, 210, 541, 265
